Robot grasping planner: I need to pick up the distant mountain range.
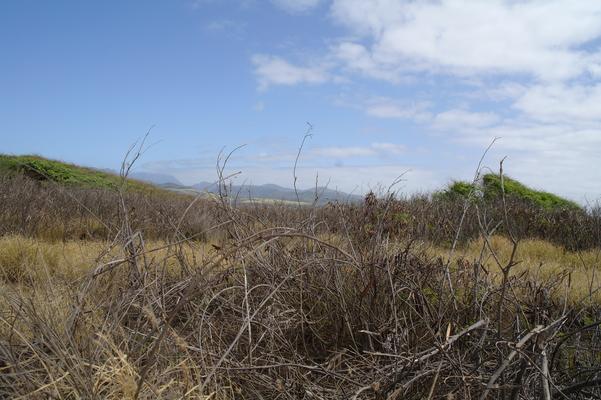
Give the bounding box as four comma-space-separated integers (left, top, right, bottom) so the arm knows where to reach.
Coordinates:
96, 169, 184, 186
163, 181, 363, 205
95, 169, 363, 204
129, 171, 183, 186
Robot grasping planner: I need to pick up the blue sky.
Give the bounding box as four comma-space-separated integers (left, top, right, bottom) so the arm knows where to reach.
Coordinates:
2, 1, 601, 201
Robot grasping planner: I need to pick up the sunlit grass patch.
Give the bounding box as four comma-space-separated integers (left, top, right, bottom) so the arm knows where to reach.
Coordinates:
439, 235, 601, 303
0, 235, 103, 283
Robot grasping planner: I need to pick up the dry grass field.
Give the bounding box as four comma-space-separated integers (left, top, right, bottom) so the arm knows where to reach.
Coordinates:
0, 157, 600, 399
436, 236, 601, 304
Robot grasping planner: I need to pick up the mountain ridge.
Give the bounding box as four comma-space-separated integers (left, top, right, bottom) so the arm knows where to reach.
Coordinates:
166, 181, 363, 205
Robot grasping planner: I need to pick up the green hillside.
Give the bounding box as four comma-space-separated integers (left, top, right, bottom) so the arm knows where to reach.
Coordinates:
0, 154, 157, 192
481, 174, 580, 210
436, 173, 581, 210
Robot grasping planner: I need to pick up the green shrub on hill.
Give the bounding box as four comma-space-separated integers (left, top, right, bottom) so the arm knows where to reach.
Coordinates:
433, 180, 478, 201
481, 173, 580, 210
0, 154, 154, 192
435, 173, 580, 210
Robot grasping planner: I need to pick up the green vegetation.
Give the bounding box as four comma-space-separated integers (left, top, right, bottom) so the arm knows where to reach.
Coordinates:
436, 173, 581, 210
482, 173, 581, 210
434, 180, 478, 200
0, 154, 157, 192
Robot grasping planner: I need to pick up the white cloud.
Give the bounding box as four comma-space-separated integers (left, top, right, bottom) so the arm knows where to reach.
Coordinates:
479, 82, 529, 101
332, 42, 404, 82
366, 103, 408, 119
252, 0, 601, 88
312, 146, 376, 158
252, 55, 329, 90
514, 83, 601, 124
366, 103, 404, 118
258, 1, 601, 86
366, 98, 431, 121
362, 99, 499, 131
271, 0, 321, 13
255, 1, 601, 87
370, 142, 405, 155
330, 0, 601, 81
432, 109, 501, 130
312, 142, 405, 158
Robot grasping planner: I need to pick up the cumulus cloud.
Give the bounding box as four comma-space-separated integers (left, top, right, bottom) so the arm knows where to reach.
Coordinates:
370, 142, 405, 155
252, 55, 329, 90
365, 98, 431, 121
432, 109, 501, 130
362, 99, 499, 131
514, 83, 601, 124
257, 1, 601, 86
330, 0, 601, 81
332, 42, 405, 82
312, 142, 405, 158
312, 146, 377, 158
366, 103, 409, 119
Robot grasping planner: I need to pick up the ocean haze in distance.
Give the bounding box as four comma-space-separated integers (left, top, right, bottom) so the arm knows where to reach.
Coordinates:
129, 172, 184, 187
128, 171, 363, 204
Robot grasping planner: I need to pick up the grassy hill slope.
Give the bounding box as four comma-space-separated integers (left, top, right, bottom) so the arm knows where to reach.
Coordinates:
482, 173, 581, 210
437, 173, 581, 210
0, 154, 159, 192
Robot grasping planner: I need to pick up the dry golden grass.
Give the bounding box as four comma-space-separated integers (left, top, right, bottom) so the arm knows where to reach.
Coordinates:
1, 232, 600, 398
0, 235, 227, 399
430, 235, 601, 303
2, 233, 599, 305
3, 159, 600, 398
0, 235, 224, 284
0, 235, 219, 339
0, 235, 106, 283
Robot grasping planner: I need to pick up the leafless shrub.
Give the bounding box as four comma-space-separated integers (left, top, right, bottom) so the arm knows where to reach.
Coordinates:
0, 159, 600, 399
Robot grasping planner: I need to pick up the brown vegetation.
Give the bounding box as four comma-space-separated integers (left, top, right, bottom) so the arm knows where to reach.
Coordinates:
0, 168, 600, 399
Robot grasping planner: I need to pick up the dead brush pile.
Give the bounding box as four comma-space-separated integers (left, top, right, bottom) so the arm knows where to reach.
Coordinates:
0, 178, 600, 399
0, 173, 213, 241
